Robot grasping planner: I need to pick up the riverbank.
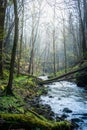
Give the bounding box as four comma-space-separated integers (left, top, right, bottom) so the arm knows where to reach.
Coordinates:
40, 81, 87, 130
0, 72, 73, 130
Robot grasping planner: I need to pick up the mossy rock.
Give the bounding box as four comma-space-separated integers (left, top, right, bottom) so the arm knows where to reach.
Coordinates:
76, 70, 87, 88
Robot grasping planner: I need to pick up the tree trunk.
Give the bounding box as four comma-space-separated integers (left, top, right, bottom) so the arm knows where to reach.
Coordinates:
53, 0, 56, 76
53, 29, 56, 76
83, 0, 87, 43
17, 1, 24, 76
0, 1, 7, 78
63, 18, 67, 73
77, 0, 87, 59
28, 2, 35, 75
6, 0, 18, 95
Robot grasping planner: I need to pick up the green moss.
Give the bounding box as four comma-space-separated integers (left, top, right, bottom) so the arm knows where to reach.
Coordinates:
3, 70, 9, 78
52, 121, 72, 130
27, 79, 36, 87
14, 76, 28, 82
0, 95, 25, 114
0, 85, 5, 91
0, 113, 73, 130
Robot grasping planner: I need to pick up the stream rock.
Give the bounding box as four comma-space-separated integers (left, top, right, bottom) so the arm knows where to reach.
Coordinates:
83, 113, 87, 116
34, 104, 55, 120
76, 70, 87, 88
58, 98, 61, 100
25, 95, 55, 120
49, 96, 53, 98
81, 116, 87, 119
71, 118, 83, 123
63, 108, 72, 113
61, 114, 69, 119
56, 116, 63, 121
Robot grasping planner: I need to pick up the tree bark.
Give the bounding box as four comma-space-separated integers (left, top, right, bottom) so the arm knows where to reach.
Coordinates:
28, 2, 35, 75
52, 0, 56, 76
17, 1, 24, 76
63, 18, 67, 73
28, 1, 41, 75
0, 0, 7, 78
6, 0, 18, 95
77, 0, 87, 59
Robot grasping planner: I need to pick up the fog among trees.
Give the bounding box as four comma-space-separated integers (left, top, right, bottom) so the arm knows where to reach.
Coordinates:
0, 0, 87, 93
0, 1, 87, 129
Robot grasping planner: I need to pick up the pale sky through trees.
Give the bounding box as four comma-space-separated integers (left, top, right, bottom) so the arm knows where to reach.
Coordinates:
21, 0, 79, 71
24, 0, 68, 50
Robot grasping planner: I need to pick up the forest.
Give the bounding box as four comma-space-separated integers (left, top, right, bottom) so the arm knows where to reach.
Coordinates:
0, 0, 87, 130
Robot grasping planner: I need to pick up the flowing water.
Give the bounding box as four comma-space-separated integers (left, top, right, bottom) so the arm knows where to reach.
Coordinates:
39, 77, 87, 130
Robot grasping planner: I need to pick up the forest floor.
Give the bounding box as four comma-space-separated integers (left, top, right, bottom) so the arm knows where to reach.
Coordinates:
0, 72, 74, 130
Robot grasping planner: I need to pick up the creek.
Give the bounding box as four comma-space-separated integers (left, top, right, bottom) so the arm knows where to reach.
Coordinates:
40, 76, 87, 130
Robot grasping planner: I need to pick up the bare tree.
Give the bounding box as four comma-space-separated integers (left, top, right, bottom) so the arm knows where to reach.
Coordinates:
0, 0, 7, 78
52, 0, 56, 76
62, 18, 67, 73
6, 0, 19, 95
17, 0, 24, 76
77, 0, 87, 59
28, 0, 42, 75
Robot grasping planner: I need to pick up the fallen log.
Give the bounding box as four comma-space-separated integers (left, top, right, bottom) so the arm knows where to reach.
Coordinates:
0, 113, 73, 130
39, 66, 87, 85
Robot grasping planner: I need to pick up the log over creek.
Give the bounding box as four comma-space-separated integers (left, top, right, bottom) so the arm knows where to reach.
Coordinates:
39, 75, 87, 130
39, 66, 87, 85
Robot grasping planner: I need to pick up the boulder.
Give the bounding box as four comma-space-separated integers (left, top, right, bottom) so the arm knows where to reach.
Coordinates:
71, 118, 83, 123
76, 70, 87, 88
63, 108, 72, 113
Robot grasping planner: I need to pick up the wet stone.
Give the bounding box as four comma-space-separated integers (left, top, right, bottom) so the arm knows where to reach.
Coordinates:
63, 108, 72, 113
58, 98, 61, 100
61, 114, 69, 119
81, 116, 87, 119
49, 96, 53, 98
71, 118, 83, 123
56, 116, 62, 121
83, 113, 87, 116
